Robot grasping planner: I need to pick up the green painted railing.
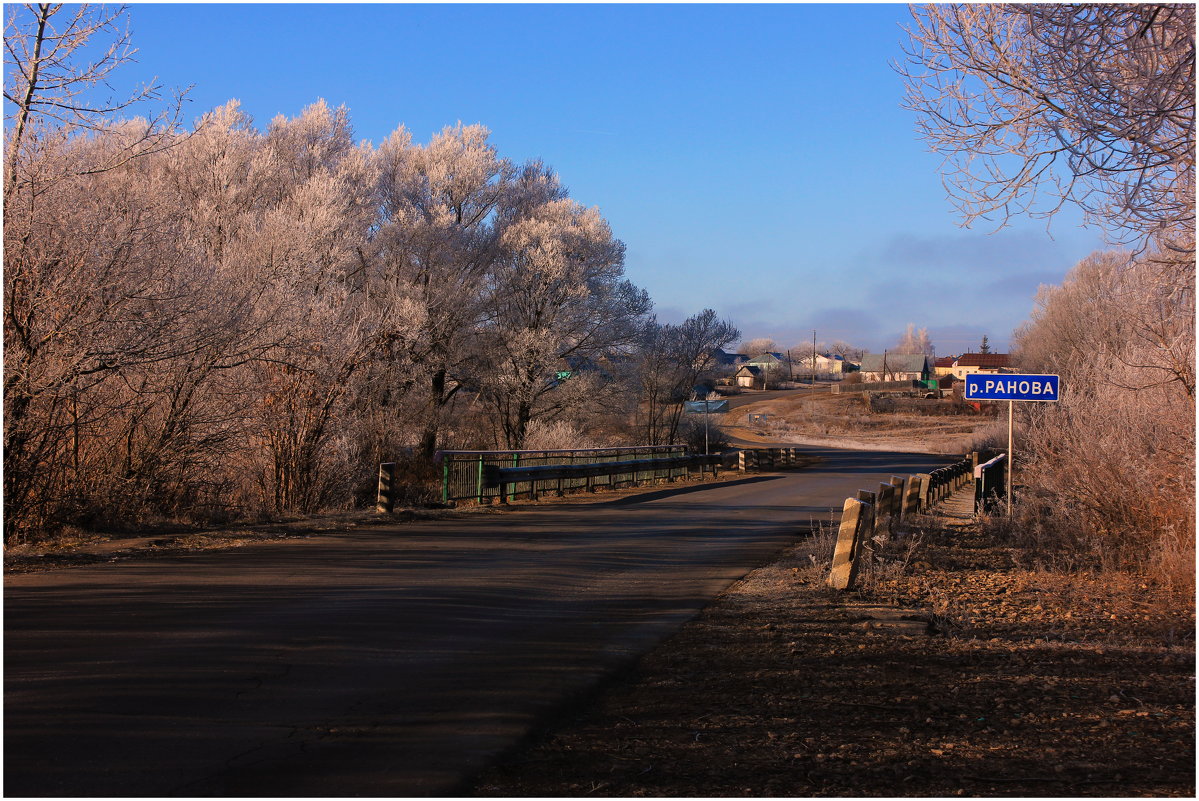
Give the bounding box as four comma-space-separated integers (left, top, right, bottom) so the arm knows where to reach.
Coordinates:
435, 445, 688, 504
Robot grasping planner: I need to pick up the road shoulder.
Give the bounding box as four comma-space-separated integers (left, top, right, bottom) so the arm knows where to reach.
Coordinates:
470, 495, 1196, 797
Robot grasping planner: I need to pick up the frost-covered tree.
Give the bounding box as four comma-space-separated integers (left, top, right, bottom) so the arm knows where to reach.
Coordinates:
3, 5, 670, 537
900, 4, 1195, 259
1013, 248, 1194, 594
3, 3, 185, 200
739, 337, 777, 356
481, 191, 650, 449
828, 340, 866, 363
893, 323, 934, 355
372, 123, 514, 459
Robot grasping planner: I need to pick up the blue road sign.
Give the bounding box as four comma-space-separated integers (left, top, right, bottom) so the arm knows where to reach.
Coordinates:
964, 373, 1060, 402
684, 399, 729, 413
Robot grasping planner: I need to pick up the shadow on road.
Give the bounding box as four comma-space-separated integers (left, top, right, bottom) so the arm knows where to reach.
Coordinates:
597, 475, 784, 506
799, 448, 945, 475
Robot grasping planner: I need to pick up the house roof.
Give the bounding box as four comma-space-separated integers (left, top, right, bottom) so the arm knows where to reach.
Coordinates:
747, 352, 783, 366
711, 348, 748, 366
735, 365, 763, 376
934, 356, 957, 368
956, 353, 1012, 368
859, 353, 931, 374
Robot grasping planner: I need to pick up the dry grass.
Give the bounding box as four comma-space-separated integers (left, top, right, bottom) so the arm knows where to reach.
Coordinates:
474, 499, 1195, 798
727, 391, 1000, 454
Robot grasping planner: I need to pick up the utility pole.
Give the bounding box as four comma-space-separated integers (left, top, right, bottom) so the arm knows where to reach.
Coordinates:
812, 329, 817, 384
704, 398, 710, 455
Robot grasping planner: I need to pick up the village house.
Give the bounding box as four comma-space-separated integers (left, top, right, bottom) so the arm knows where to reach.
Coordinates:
951, 352, 1014, 380
798, 352, 847, 376
746, 352, 785, 370
710, 348, 749, 369
734, 364, 764, 389
858, 353, 933, 383
934, 355, 957, 377
745, 352, 786, 381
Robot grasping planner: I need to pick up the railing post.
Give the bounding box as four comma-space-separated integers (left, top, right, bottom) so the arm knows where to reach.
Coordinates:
510, 453, 519, 503
903, 475, 920, 517
377, 462, 396, 514
975, 460, 984, 514
889, 476, 905, 521
477, 455, 485, 504
916, 473, 932, 513
828, 497, 869, 590
877, 482, 896, 537
442, 458, 450, 504
856, 489, 877, 557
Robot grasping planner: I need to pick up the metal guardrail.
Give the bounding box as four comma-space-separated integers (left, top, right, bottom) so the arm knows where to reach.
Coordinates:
434, 446, 688, 504
483, 453, 723, 501
375, 446, 801, 511
927, 456, 973, 504
974, 452, 1007, 513
827, 454, 976, 591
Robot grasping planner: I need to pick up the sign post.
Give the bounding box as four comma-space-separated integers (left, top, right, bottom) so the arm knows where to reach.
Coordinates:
684, 398, 729, 455
963, 373, 1060, 517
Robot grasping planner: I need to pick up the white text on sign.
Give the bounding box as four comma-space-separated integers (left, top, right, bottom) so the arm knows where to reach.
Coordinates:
980, 378, 1055, 397
963, 373, 1061, 402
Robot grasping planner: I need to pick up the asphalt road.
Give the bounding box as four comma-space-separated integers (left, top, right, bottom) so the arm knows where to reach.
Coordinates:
4, 446, 950, 797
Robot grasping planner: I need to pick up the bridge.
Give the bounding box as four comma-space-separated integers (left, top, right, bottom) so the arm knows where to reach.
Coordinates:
5, 445, 955, 796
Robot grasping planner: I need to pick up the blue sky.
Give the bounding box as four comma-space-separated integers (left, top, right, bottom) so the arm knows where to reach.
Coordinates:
100, 3, 1104, 353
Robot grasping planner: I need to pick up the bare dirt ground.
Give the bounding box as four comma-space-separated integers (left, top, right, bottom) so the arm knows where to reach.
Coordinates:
471, 495, 1196, 797
726, 391, 1002, 455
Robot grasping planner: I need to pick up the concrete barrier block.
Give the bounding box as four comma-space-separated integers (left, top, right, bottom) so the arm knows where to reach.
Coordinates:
889, 476, 905, 519
876, 483, 896, 537
376, 462, 396, 514
828, 497, 868, 590
902, 476, 920, 517
856, 489, 877, 556
915, 473, 932, 513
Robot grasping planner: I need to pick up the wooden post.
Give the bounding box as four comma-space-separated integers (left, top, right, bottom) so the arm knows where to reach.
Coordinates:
828, 497, 868, 590
376, 462, 396, 514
